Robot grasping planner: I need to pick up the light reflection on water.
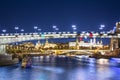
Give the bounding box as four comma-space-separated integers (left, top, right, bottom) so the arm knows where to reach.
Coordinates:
0, 56, 120, 80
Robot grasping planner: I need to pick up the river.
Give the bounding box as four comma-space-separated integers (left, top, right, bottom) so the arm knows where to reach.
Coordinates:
0, 56, 120, 80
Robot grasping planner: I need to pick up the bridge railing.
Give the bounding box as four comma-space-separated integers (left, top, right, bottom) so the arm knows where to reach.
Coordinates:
0, 31, 119, 44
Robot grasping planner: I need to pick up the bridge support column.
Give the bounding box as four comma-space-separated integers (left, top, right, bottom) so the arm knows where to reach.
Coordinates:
0, 44, 7, 54
110, 38, 119, 51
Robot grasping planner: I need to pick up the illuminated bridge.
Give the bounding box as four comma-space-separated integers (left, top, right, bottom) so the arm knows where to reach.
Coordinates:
0, 31, 119, 44
0, 22, 120, 54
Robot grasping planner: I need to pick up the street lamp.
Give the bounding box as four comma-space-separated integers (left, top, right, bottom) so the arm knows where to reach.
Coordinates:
14, 26, 19, 33
53, 26, 57, 29
73, 27, 77, 30
99, 25, 105, 30
52, 25, 59, 32
72, 25, 76, 28
99, 25, 105, 45
72, 25, 77, 32
20, 29, 24, 32
2, 29, 6, 33
38, 28, 41, 32
55, 28, 59, 31
34, 26, 38, 33
100, 25, 105, 28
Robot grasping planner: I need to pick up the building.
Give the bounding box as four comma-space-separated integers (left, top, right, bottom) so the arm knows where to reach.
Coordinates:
43, 39, 57, 49
35, 41, 41, 50
69, 38, 103, 49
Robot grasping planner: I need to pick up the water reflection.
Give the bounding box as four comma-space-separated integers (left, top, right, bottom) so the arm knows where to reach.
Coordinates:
97, 59, 109, 65
0, 56, 120, 80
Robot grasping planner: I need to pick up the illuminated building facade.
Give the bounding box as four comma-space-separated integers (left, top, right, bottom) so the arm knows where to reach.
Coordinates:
69, 38, 103, 48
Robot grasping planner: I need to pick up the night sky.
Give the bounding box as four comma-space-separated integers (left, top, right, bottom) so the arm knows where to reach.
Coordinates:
0, 0, 120, 33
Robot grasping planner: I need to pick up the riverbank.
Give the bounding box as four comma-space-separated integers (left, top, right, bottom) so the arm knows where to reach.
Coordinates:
0, 54, 18, 66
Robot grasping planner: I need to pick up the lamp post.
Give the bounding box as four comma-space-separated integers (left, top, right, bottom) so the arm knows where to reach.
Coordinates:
72, 25, 79, 49
72, 25, 77, 32
34, 26, 38, 33
2, 29, 6, 33
20, 29, 24, 32
99, 25, 105, 32
53, 25, 59, 31
14, 26, 19, 33
38, 28, 41, 32
99, 25, 105, 46
55, 28, 59, 31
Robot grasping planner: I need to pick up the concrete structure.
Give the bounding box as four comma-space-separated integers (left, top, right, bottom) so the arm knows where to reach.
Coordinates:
110, 22, 120, 51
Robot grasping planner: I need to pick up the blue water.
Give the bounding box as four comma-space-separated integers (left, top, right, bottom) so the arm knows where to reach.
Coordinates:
0, 56, 120, 80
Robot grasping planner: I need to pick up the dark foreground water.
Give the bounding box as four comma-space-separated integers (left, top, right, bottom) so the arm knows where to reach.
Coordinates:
1, 56, 120, 80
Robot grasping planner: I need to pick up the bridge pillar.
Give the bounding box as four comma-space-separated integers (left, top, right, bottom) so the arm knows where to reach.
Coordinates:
0, 44, 7, 54
110, 22, 120, 51
110, 38, 119, 51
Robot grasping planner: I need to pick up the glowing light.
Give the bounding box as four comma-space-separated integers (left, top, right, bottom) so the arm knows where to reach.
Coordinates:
53, 26, 57, 28
34, 26, 38, 29
99, 27, 103, 30
38, 28, 41, 31
72, 25, 76, 28
100, 25, 105, 28
73, 27, 77, 30
20, 29, 24, 32
55, 28, 59, 31
2, 29, 6, 33
84, 36, 87, 39
15, 27, 19, 30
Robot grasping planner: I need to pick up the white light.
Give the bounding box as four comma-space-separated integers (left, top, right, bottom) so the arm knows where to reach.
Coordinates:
53, 26, 57, 28
1, 34, 4, 36
67, 32, 70, 34
15, 27, 19, 30
48, 32, 51, 34
58, 32, 62, 34
38, 28, 41, 31
100, 25, 105, 28
21, 29, 24, 32
84, 36, 87, 39
44, 32, 47, 34
63, 32, 66, 34
82, 31, 85, 34
73, 27, 77, 30
55, 28, 59, 31
72, 25, 76, 28
99, 27, 103, 30
73, 31, 77, 34
86, 32, 89, 36
2, 29, 6, 33
34, 26, 38, 29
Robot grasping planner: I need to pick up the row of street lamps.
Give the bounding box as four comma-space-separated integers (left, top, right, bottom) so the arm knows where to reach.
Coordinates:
1, 25, 106, 34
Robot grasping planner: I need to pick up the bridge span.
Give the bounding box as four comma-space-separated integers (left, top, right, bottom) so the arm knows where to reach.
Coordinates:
46, 49, 110, 55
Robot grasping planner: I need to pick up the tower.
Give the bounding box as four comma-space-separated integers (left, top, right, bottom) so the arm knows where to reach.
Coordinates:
75, 37, 79, 50
45, 38, 49, 45
110, 22, 120, 51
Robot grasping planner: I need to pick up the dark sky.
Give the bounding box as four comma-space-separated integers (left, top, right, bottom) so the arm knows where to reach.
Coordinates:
0, 0, 120, 33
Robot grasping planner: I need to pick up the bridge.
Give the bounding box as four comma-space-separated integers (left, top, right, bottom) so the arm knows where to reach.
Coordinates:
0, 22, 120, 55
0, 31, 120, 44
46, 50, 110, 55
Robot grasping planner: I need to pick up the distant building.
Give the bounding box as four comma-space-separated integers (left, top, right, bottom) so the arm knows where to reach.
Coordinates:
43, 39, 57, 48
35, 41, 41, 50
69, 38, 103, 48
